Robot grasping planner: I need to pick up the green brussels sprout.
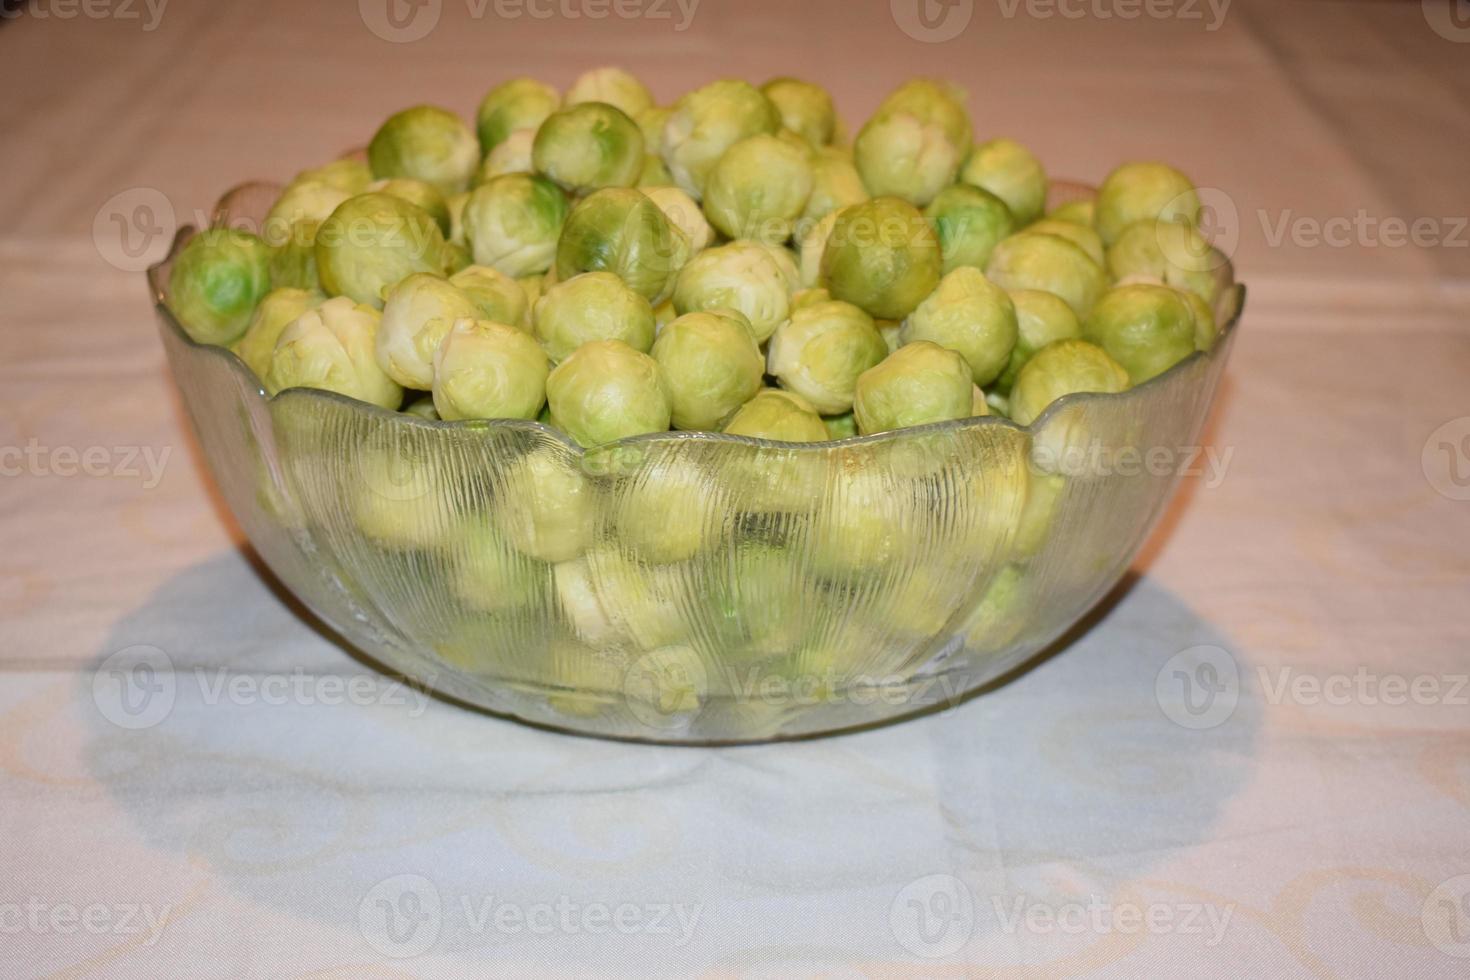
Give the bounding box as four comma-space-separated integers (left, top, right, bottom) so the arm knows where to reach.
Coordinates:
960, 138, 1047, 226
566, 66, 655, 118
432, 318, 549, 421
852, 340, 973, 435
315, 192, 449, 309
461, 173, 569, 278
876, 79, 972, 147
723, 388, 829, 442
1082, 283, 1198, 384
702, 134, 813, 243
638, 154, 676, 188
375, 272, 481, 389
924, 183, 1015, 274
798, 208, 841, 289
495, 449, 593, 562
1009, 338, 1129, 426
264, 180, 350, 246
556, 187, 686, 303
545, 339, 672, 446
1047, 197, 1095, 227
533, 271, 656, 361
636, 106, 672, 154
804, 466, 916, 574
1095, 161, 1201, 246
268, 219, 322, 291
1105, 218, 1219, 303
611, 457, 722, 562
900, 267, 1018, 386
264, 296, 404, 409
984, 231, 1107, 320
451, 520, 547, 613
233, 287, 322, 382
821, 197, 942, 320
1180, 287, 1218, 352
822, 412, 858, 440
168, 228, 274, 345
660, 79, 781, 198
800, 146, 869, 226
672, 240, 791, 343
475, 128, 536, 184
642, 186, 713, 252
994, 288, 1081, 393
532, 102, 645, 194
351, 446, 456, 549
449, 264, 528, 327
756, 240, 802, 292
651, 311, 765, 430
854, 110, 966, 207
1024, 217, 1104, 266
367, 105, 479, 196
791, 286, 832, 310
368, 177, 451, 236
761, 77, 837, 146
767, 300, 888, 414
403, 396, 440, 420
475, 77, 561, 155
441, 241, 472, 275
294, 158, 373, 195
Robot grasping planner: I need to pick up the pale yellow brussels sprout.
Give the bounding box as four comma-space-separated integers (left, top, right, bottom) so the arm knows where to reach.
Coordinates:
441, 241, 472, 276
352, 445, 456, 549
900, 266, 1018, 386
449, 264, 529, 327
234, 287, 323, 382
554, 551, 691, 650
1009, 338, 1129, 426
475, 128, 537, 184
805, 466, 916, 574
1105, 218, 1219, 304
557, 187, 686, 303
800, 146, 869, 226
798, 208, 841, 288
168, 228, 274, 345
432, 318, 549, 421
660, 79, 781, 198
1180, 288, 1218, 352
1025, 217, 1104, 266
986, 391, 1010, 416
517, 273, 545, 316
264, 180, 350, 246
294, 158, 373, 195
994, 288, 1081, 393
767, 300, 888, 414
636, 106, 672, 154
461, 173, 569, 278
545, 339, 672, 446
533, 271, 656, 361
984, 231, 1107, 319
791, 287, 832, 310
368, 105, 479, 195
1047, 198, 1095, 227
924, 183, 1015, 274
642, 186, 713, 252
368, 177, 451, 236
653, 298, 678, 331
1095, 161, 1201, 246
960, 138, 1047, 226
476, 77, 561, 155
761, 77, 837, 147
702, 134, 814, 244
532, 102, 645, 194
638, 154, 676, 188
265, 296, 404, 409
451, 520, 548, 612
672, 241, 791, 343
495, 449, 593, 562
877, 79, 973, 147
821, 197, 942, 320
854, 110, 965, 207
651, 311, 765, 430
566, 66, 655, 118
447, 192, 469, 245
822, 412, 858, 440
315, 192, 448, 309
1082, 283, 1198, 384
878, 320, 903, 353
402, 396, 440, 420
723, 388, 829, 442
755, 240, 802, 292
611, 457, 723, 562
853, 340, 973, 435
376, 272, 481, 389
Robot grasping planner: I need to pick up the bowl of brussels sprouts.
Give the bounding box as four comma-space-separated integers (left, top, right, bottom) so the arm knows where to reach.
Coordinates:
149, 68, 1242, 743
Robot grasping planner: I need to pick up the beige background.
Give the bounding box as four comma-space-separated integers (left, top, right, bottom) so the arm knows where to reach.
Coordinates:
2, 0, 1469, 976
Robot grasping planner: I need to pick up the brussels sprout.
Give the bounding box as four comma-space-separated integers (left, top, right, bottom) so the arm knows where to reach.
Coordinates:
315, 192, 448, 309
1180, 287, 1218, 352
822, 412, 858, 440
854, 110, 965, 207
971, 385, 990, 416
653, 298, 678, 331
1082, 283, 1198, 384
447, 192, 469, 244
1105, 218, 1219, 303
448, 264, 528, 328
264, 180, 350, 246
672, 241, 790, 343
566, 66, 655, 118
495, 450, 592, 562
798, 208, 841, 289
641, 186, 713, 252
615, 461, 725, 563
403, 396, 440, 420
877, 79, 972, 147
366, 177, 451, 240
168, 228, 274, 345
545, 339, 671, 446
557, 188, 686, 303
924, 183, 1015, 274
660, 79, 781, 198
264, 296, 404, 409
767, 300, 888, 414
441, 241, 472, 275
805, 466, 916, 574
651, 311, 765, 430
960, 138, 1047, 226
821, 197, 942, 320
1095, 161, 1200, 246
375, 272, 481, 389
1025, 217, 1104, 266
985, 390, 1010, 417
532, 102, 645, 194
475, 128, 537, 184
701, 133, 813, 243
451, 521, 547, 613
476, 77, 561, 155
853, 340, 973, 435
636, 106, 672, 153
1009, 338, 1129, 426
268, 219, 322, 291
638, 154, 675, 188
800, 147, 869, 226
432, 318, 549, 421
984, 231, 1107, 319
878, 320, 903, 353
352, 446, 455, 549
295, 158, 373, 195
554, 550, 691, 649
994, 288, 1081, 393
900, 267, 1018, 386
533, 271, 656, 361
723, 388, 829, 442
234, 287, 322, 382
791, 286, 831, 310
461, 173, 569, 278
368, 105, 479, 196
1047, 198, 1095, 227
756, 240, 802, 292
761, 77, 837, 147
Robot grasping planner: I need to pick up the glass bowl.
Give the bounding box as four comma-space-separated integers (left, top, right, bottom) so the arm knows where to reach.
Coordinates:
148, 181, 1242, 743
